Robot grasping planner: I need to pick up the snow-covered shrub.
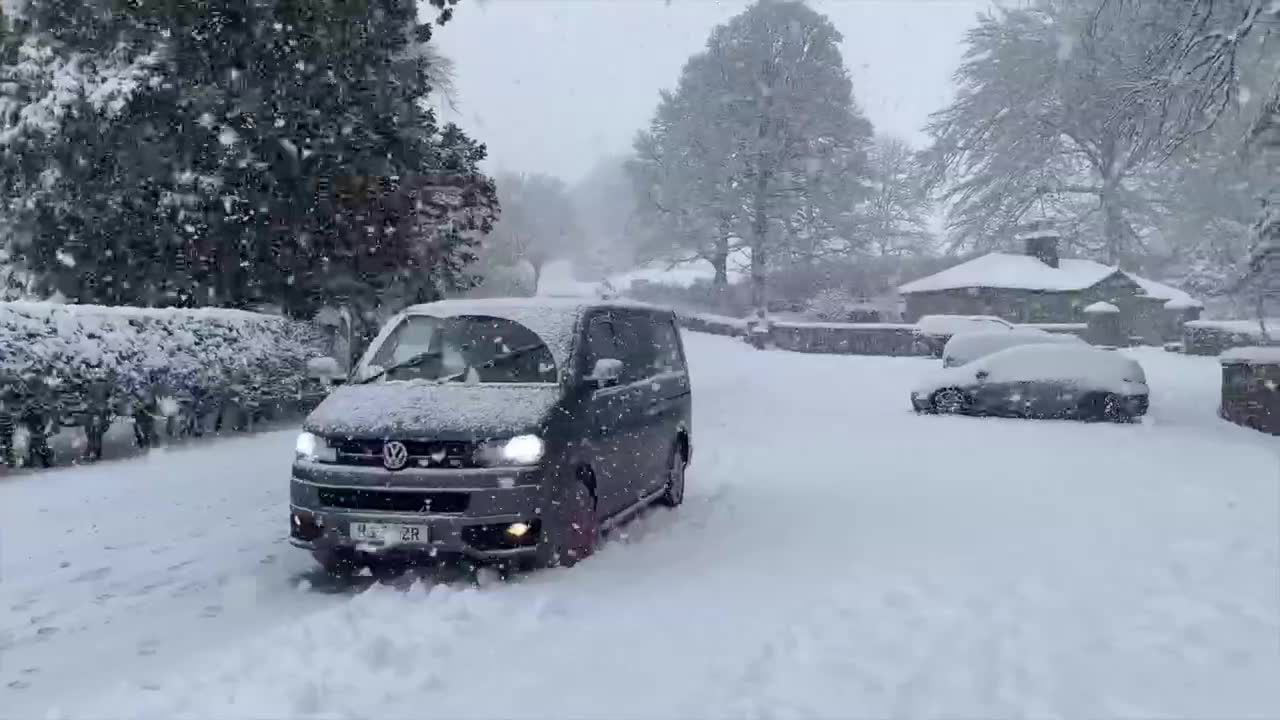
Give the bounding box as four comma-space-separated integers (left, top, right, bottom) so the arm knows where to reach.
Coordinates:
0, 302, 327, 456
805, 288, 882, 323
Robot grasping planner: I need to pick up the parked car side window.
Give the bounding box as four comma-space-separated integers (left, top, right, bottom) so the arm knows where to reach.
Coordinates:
651, 315, 685, 374
613, 310, 661, 383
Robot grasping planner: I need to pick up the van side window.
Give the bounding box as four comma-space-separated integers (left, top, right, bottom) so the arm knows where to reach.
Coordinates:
651, 316, 684, 373
614, 310, 659, 383
584, 314, 620, 373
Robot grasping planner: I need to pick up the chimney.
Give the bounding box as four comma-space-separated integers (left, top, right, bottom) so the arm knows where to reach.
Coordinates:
1017, 222, 1060, 268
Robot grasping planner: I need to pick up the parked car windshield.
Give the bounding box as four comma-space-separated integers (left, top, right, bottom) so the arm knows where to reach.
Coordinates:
364, 315, 557, 384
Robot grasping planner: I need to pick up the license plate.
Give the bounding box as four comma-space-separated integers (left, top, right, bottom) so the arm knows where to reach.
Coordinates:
349, 522, 428, 545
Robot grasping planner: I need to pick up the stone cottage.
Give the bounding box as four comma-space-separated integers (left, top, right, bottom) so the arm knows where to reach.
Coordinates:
897, 231, 1203, 343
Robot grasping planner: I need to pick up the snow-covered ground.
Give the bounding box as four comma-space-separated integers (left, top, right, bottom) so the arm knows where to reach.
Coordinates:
3, 335, 1278, 719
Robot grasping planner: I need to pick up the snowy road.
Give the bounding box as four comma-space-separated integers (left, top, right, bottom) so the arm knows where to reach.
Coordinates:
3, 333, 1279, 719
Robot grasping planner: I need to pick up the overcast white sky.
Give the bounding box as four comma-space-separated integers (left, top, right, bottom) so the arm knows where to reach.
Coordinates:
434, 0, 992, 185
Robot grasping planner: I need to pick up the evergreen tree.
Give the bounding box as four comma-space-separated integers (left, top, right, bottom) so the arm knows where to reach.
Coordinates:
0, 0, 494, 317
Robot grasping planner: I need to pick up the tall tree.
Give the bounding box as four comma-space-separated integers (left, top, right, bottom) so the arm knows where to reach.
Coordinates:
1076, 0, 1276, 310
925, 0, 1201, 267
631, 0, 872, 312
857, 136, 934, 257
628, 48, 745, 295
488, 172, 581, 291
1126, 0, 1279, 280
571, 154, 639, 277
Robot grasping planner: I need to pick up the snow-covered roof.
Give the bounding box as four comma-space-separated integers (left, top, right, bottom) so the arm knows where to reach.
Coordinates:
1128, 275, 1203, 308
897, 252, 1202, 308
1083, 301, 1119, 314
898, 253, 1119, 294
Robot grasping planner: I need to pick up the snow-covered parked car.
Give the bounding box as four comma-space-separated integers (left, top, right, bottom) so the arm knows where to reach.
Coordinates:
290, 298, 693, 574
914, 314, 1014, 356
911, 343, 1148, 421
941, 328, 1084, 367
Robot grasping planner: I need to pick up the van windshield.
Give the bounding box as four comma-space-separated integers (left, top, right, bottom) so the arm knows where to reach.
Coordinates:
364, 315, 558, 384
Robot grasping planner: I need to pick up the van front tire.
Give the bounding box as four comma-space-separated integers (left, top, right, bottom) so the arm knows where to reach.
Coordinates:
535, 472, 599, 569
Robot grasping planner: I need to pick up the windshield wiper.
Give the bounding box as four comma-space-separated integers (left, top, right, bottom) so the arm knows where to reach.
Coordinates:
433, 343, 550, 385
355, 349, 442, 385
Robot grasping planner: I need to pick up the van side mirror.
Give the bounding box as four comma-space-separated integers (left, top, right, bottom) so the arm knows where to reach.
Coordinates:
307, 356, 346, 386
585, 358, 624, 389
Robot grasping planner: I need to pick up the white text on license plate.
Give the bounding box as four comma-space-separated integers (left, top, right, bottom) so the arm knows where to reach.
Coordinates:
350, 522, 428, 545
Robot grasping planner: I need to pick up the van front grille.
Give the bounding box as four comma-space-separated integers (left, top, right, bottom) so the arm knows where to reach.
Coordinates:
317, 488, 470, 514
329, 438, 479, 469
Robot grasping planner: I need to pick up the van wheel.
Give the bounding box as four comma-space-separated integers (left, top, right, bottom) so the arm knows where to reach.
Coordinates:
658, 444, 686, 508
537, 473, 599, 568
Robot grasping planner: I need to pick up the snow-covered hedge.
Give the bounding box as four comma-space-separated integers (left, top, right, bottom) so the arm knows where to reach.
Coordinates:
677, 312, 747, 337
805, 289, 884, 323
0, 302, 328, 458
770, 321, 927, 356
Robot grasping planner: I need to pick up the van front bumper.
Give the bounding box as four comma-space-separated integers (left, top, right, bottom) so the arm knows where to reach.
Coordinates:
289, 460, 548, 561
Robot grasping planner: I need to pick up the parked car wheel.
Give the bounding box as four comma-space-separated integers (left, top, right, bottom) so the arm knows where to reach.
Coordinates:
537, 471, 599, 568
658, 443, 686, 508
1081, 392, 1132, 423
931, 388, 971, 414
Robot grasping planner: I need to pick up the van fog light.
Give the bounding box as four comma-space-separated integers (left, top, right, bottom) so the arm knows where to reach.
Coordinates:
505, 522, 532, 538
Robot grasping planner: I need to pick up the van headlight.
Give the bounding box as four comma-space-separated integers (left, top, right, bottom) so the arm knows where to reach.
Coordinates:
476, 434, 545, 466
295, 431, 336, 462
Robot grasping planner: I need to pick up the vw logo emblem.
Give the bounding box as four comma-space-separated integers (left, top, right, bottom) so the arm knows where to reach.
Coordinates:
382, 441, 409, 470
